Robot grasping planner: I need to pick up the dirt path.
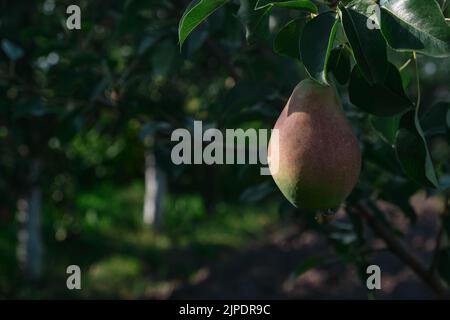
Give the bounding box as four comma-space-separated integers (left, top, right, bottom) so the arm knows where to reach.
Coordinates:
171, 193, 442, 299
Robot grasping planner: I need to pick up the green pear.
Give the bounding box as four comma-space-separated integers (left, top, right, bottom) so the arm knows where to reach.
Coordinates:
268, 79, 361, 210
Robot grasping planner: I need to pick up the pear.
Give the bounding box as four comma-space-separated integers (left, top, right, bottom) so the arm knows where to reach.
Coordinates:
268, 79, 361, 210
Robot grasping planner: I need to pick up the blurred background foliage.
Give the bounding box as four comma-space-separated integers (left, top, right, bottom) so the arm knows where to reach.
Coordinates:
0, 0, 449, 299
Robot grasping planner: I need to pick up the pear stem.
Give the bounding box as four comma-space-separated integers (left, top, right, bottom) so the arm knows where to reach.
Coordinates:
399, 58, 412, 72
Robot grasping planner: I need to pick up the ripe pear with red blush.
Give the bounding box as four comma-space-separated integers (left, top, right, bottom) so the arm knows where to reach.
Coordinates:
267, 79, 361, 210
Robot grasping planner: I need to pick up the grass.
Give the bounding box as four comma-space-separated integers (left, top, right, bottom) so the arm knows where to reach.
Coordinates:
0, 181, 278, 299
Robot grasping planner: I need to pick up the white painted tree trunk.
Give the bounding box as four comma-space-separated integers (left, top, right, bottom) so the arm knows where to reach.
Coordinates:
17, 158, 43, 280
143, 150, 166, 229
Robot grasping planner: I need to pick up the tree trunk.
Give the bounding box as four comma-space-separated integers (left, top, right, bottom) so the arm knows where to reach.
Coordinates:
143, 150, 167, 229
17, 158, 43, 280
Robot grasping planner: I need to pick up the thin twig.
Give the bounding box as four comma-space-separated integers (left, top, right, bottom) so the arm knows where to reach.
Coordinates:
399, 58, 412, 71
354, 201, 449, 298
431, 193, 450, 274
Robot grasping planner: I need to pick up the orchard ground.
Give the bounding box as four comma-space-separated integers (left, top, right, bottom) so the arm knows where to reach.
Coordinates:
0, 181, 441, 299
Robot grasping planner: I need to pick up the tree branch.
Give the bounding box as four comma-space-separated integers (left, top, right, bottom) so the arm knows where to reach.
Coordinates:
429, 223, 444, 275
431, 193, 450, 275
353, 201, 449, 299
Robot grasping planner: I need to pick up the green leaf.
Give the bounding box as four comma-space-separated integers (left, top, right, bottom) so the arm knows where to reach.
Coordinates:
400, 65, 413, 89
349, 63, 412, 116
273, 18, 305, 59
380, 0, 450, 57
364, 143, 405, 178
292, 256, 326, 277
421, 102, 450, 136
1, 39, 24, 61
340, 4, 388, 84
178, 0, 228, 48
328, 46, 351, 84
300, 12, 338, 85
255, 0, 318, 13
238, 0, 271, 43
395, 110, 439, 188
370, 114, 402, 145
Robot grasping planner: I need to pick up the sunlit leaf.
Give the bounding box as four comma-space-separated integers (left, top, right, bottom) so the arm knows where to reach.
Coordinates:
340, 3, 388, 84
328, 46, 351, 84
380, 0, 450, 57
178, 0, 228, 48
300, 12, 338, 85
255, 0, 317, 12
273, 18, 305, 59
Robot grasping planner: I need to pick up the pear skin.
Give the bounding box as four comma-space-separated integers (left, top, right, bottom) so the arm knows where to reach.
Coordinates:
268, 79, 361, 210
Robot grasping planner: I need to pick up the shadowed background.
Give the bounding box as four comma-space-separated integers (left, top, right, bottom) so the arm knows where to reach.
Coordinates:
0, 0, 449, 299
